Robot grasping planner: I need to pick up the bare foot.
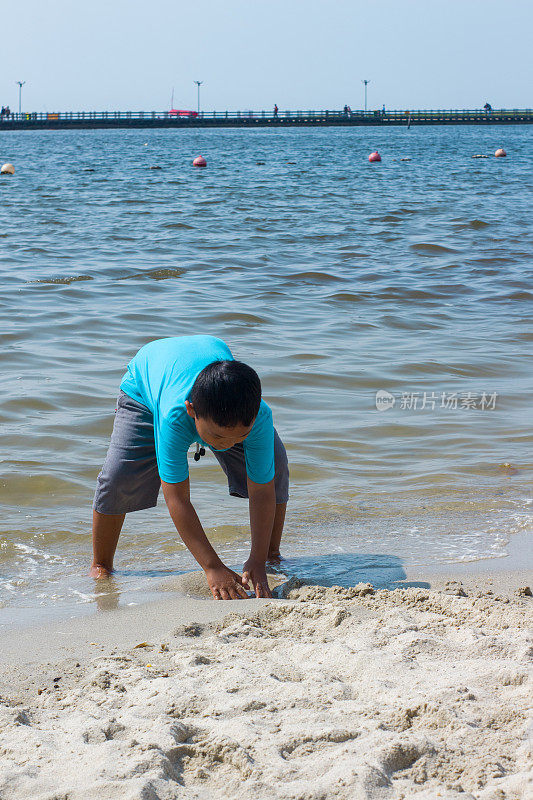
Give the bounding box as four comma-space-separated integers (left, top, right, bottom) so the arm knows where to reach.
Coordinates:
89, 565, 113, 579
266, 550, 282, 564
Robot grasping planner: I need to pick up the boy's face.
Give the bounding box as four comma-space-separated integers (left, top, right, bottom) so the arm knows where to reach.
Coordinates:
185, 401, 254, 450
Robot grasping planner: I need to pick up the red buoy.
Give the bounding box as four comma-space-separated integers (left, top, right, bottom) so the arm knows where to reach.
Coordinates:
369, 151, 381, 163
193, 155, 207, 167
494, 148, 507, 158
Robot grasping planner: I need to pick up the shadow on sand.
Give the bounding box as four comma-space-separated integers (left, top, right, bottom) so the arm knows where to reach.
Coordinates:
269, 552, 430, 591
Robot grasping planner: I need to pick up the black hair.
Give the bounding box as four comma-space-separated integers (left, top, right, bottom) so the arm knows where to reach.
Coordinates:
189, 360, 261, 427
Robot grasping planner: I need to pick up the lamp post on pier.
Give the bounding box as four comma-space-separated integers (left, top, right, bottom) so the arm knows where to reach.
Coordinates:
362, 79, 370, 112
194, 81, 203, 114
16, 81, 26, 116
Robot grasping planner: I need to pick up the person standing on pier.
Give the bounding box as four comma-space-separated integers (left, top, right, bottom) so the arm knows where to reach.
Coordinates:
273, 104, 278, 117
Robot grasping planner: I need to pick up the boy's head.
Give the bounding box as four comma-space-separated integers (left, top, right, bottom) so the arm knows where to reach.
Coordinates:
185, 360, 261, 449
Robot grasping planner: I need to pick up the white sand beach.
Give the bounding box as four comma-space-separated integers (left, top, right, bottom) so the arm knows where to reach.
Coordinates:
0, 570, 531, 800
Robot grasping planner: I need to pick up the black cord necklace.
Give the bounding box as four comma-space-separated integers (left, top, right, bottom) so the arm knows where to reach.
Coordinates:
194, 442, 206, 462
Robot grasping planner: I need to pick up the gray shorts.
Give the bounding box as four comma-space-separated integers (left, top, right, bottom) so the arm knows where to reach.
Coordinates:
93, 391, 289, 514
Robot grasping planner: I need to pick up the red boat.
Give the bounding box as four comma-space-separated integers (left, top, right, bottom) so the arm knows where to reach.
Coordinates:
168, 109, 198, 117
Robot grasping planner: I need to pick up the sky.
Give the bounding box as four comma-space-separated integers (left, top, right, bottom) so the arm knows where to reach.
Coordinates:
0, 0, 531, 113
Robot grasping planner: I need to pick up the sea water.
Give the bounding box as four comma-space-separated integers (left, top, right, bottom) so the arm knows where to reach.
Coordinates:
0, 125, 531, 625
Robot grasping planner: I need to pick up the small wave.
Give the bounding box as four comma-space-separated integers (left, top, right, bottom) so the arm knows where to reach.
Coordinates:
288, 353, 328, 361
339, 252, 367, 260
162, 222, 194, 230
483, 290, 533, 302
338, 247, 366, 256
29, 275, 93, 284
329, 287, 449, 303
255, 291, 285, 298
302, 232, 346, 242
452, 219, 491, 231
380, 314, 435, 330
1, 396, 57, 413
116, 267, 186, 281
13, 542, 64, 563
327, 292, 362, 302
410, 243, 459, 255
210, 312, 267, 325
285, 271, 341, 284
369, 214, 403, 223
194, 199, 226, 206
469, 257, 514, 266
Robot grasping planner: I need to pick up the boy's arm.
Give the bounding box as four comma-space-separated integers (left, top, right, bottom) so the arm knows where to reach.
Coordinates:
242, 477, 276, 598
161, 479, 249, 600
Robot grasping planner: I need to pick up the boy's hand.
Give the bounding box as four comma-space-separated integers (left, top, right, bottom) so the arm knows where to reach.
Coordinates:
242, 559, 272, 599
205, 565, 250, 600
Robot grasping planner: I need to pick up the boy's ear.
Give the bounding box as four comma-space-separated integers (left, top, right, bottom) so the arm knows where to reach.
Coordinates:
184, 400, 196, 418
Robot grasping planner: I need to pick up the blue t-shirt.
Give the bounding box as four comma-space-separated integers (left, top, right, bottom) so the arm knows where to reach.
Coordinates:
120, 335, 275, 485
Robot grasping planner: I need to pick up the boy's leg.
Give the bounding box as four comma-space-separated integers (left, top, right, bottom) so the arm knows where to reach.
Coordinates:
211, 429, 289, 558
90, 511, 126, 577
91, 391, 160, 577
268, 502, 286, 561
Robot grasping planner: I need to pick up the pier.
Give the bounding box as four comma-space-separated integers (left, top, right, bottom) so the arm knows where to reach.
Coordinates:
0, 108, 531, 131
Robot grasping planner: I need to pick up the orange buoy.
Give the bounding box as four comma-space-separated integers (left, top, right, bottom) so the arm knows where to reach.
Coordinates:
369, 151, 381, 163
494, 148, 507, 158
193, 155, 207, 167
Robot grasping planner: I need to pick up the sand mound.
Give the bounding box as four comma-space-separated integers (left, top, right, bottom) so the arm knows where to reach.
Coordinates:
0, 584, 531, 799
163, 570, 287, 599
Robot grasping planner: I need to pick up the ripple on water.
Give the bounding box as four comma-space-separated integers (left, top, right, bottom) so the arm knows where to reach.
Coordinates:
409, 243, 459, 255
287, 353, 328, 361
116, 267, 187, 281
369, 214, 404, 223
209, 312, 268, 325
284, 271, 343, 284
482, 290, 533, 302
29, 275, 94, 284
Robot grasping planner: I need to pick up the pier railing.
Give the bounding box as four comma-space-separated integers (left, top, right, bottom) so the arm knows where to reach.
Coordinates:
1, 108, 531, 128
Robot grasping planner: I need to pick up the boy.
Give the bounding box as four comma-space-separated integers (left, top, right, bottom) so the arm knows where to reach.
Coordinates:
90, 335, 289, 600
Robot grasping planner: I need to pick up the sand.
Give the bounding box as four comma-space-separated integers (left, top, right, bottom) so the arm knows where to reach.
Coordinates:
0, 572, 531, 800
